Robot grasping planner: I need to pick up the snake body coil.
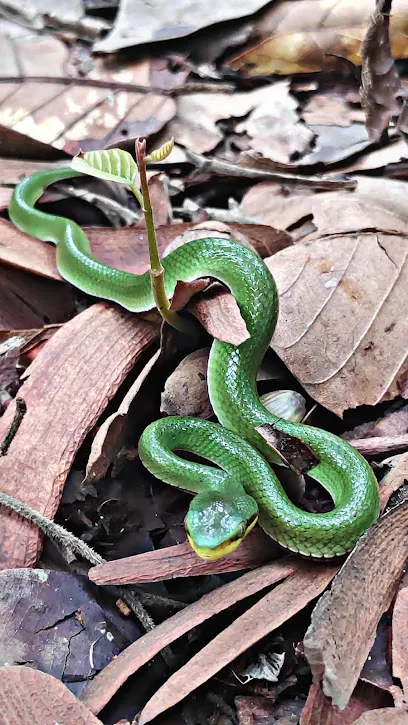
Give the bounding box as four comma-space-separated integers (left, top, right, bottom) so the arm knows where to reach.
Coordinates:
9, 168, 380, 559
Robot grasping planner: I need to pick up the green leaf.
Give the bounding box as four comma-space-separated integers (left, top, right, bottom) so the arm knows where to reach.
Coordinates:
71, 148, 139, 187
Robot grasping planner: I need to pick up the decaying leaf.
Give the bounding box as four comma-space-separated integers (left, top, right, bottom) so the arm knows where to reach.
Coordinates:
228, 0, 408, 76
236, 80, 315, 164
300, 681, 392, 725
161, 348, 213, 418
0, 264, 75, 329
266, 197, 408, 414
303, 501, 408, 710
0, 665, 103, 725
94, 0, 273, 53
0, 36, 176, 152
0, 569, 140, 695
84, 349, 161, 484
89, 528, 278, 585
352, 709, 408, 724
392, 572, 408, 696
188, 284, 250, 345
360, 0, 402, 142
0, 303, 158, 569
82, 559, 328, 716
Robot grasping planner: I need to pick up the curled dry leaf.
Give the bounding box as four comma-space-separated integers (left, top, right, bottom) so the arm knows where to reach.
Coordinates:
189, 284, 250, 345
138, 564, 338, 725
160, 348, 213, 418
377, 452, 408, 511
360, 0, 402, 142
228, 0, 408, 76
84, 349, 161, 484
89, 528, 277, 586
300, 680, 392, 725
0, 665, 103, 725
82, 557, 298, 714
352, 709, 408, 724
303, 500, 408, 710
0, 303, 158, 569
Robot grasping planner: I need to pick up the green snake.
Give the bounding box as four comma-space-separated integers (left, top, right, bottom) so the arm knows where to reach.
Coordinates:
9, 167, 380, 560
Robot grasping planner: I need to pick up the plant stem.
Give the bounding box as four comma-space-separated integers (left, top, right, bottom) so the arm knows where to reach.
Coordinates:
135, 140, 189, 333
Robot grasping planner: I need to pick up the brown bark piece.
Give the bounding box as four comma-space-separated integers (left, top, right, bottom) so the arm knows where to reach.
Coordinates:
300, 681, 392, 725
0, 303, 158, 569
392, 572, 408, 696
352, 709, 408, 724
303, 501, 408, 711
89, 528, 278, 585
82, 557, 298, 715
138, 563, 338, 724
0, 665, 103, 725
84, 349, 160, 484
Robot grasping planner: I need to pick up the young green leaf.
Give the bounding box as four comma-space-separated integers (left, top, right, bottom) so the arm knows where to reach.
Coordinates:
145, 138, 174, 163
71, 149, 139, 188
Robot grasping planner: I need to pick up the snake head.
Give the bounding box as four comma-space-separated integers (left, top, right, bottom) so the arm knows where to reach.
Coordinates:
184, 487, 258, 561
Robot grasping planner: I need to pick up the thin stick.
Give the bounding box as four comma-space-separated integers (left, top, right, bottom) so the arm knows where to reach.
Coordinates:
0, 398, 27, 455
185, 148, 357, 190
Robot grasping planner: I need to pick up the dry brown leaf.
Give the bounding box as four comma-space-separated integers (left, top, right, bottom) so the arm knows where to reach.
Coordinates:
84, 349, 161, 484
1, 220, 290, 281
0, 665, 103, 725
0, 38, 176, 152
0, 264, 75, 329
266, 201, 408, 414
392, 572, 408, 696
160, 348, 213, 418
352, 709, 408, 724
0, 303, 158, 569
89, 528, 277, 585
234, 80, 314, 164
189, 284, 250, 345
94, 0, 272, 53
228, 0, 408, 76
344, 405, 408, 441
344, 138, 408, 173
167, 85, 296, 155
300, 681, 392, 725
303, 500, 408, 710
378, 452, 408, 510
82, 557, 298, 714
302, 89, 366, 128
360, 0, 402, 142
138, 563, 338, 724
